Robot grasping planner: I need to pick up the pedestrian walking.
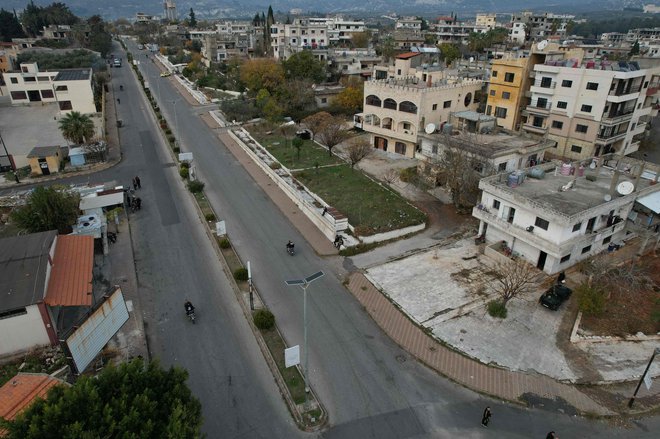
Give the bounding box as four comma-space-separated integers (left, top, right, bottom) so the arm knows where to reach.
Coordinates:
135, 197, 142, 211
481, 406, 491, 427
557, 271, 566, 284
135, 175, 141, 189
132, 177, 138, 190
117, 98, 120, 104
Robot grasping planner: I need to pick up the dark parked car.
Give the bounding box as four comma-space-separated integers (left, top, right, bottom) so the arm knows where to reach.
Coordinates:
539, 284, 573, 311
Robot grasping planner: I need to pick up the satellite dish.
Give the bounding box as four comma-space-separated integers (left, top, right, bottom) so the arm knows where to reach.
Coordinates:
616, 181, 634, 196
589, 162, 596, 169
425, 123, 436, 134
604, 194, 612, 202
537, 40, 549, 51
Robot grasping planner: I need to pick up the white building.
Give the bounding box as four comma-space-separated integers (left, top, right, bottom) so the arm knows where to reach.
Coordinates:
431, 16, 488, 46
329, 49, 382, 77
308, 17, 366, 44
521, 60, 657, 159
395, 17, 422, 31
271, 19, 329, 60
473, 156, 660, 274
2, 62, 96, 114
509, 12, 575, 44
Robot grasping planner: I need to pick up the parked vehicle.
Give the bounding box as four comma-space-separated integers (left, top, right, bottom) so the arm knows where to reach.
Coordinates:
113, 58, 122, 67
539, 284, 573, 311
160, 71, 171, 77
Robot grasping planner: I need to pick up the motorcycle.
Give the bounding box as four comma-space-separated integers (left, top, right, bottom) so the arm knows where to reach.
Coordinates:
186, 308, 196, 324
286, 243, 295, 256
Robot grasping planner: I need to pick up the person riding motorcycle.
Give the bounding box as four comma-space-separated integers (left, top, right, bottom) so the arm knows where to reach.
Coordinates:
286, 240, 294, 251
184, 300, 195, 315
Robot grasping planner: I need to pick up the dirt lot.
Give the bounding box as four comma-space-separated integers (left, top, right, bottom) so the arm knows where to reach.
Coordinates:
580, 257, 660, 336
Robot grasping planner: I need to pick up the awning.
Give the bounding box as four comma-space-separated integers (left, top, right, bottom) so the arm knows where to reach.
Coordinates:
636, 191, 660, 214
45, 235, 94, 307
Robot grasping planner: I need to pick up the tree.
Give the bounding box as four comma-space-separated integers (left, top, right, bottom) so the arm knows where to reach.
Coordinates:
302, 111, 332, 141
434, 142, 490, 213
283, 50, 326, 82
316, 114, 349, 157
188, 8, 197, 28
263, 97, 283, 122
83, 140, 107, 162
10, 186, 80, 234
382, 168, 399, 185
439, 44, 461, 66
0, 9, 26, 42
630, 39, 640, 56
332, 78, 363, 115
58, 111, 95, 145
292, 137, 304, 160
240, 58, 285, 95
275, 78, 315, 121
0, 359, 202, 439
492, 258, 536, 306
350, 30, 370, 48
346, 138, 372, 169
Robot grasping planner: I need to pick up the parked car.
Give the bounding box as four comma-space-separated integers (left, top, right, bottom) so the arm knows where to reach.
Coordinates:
539, 284, 573, 311
160, 71, 171, 77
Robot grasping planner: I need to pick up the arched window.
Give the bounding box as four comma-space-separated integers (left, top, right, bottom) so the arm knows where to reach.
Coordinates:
365, 95, 381, 107
464, 93, 472, 107
399, 101, 418, 114
383, 98, 397, 110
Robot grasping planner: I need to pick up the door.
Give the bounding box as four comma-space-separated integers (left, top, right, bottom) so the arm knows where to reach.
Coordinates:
394, 142, 407, 155
374, 136, 388, 151
537, 251, 547, 270
38, 158, 50, 175
507, 207, 516, 223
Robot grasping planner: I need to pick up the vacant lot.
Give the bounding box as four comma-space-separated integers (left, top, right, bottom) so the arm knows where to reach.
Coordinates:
294, 165, 427, 235
250, 129, 343, 170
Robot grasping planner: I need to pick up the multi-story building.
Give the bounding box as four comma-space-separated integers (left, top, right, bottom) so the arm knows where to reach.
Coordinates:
42, 25, 72, 40
521, 60, 657, 159
473, 155, 660, 274
486, 55, 538, 131
431, 16, 488, 46
163, 0, 177, 21
329, 49, 382, 78
395, 17, 422, 31
601, 32, 627, 45
476, 14, 497, 31
359, 53, 483, 158
135, 13, 158, 23
308, 17, 366, 44
2, 62, 95, 114
270, 19, 329, 60
509, 12, 575, 44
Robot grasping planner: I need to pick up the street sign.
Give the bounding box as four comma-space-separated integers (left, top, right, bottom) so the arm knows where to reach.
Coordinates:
215, 220, 226, 236
644, 372, 653, 390
285, 345, 300, 368
178, 152, 193, 162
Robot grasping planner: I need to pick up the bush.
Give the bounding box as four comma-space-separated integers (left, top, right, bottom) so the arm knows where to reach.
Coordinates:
234, 267, 249, 282
269, 161, 282, 170
253, 309, 275, 330
165, 128, 172, 135
577, 284, 606, 316
205, 213, 216, 221
180, 162, 191, 169
179, 167, 189, 179
167, 135, 175, 143
487, 300, 508, 319
219, 238, 231, 249
173, 147, 180, 153
399, 166, 417, 183
187, 180, 205, 193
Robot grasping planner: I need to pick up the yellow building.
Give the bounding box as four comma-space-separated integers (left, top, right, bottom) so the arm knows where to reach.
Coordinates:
485, 57, 534, 132
27, 145, 62, 176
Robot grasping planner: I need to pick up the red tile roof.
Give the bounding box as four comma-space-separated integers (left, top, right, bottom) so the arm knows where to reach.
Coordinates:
0, 373, 63, 421
45, 235, 94, 307
396, 52, 420, 60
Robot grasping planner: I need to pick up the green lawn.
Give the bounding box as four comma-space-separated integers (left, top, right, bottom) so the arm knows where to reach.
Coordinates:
294, 165, 427, 236
249, 131, 343, 170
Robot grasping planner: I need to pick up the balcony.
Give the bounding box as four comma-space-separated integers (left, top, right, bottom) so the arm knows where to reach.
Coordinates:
522, 122, 547, 134
595, 131, 626, 145
530, 79, 556, 95
600, 110, 634, 126
526, 101, 551, 115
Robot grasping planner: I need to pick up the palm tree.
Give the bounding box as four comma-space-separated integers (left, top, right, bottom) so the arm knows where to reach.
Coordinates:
58, 111, 95, 145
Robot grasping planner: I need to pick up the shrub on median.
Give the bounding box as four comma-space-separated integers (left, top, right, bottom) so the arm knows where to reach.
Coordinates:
253, 309, 275, 330
187, 180, 205, 193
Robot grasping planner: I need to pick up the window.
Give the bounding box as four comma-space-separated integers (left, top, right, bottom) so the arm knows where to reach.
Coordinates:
498, 162, 507, 172
561, 79, 573, 87
581, 245, 592, 254
399, 101, 417, 114
397, 69, 401, 75
41, 89, 54, 99
551, 120, 563, 129
365, 95, 381, 106
492, 70, 498, 77
556, 101, 567, 109
644, 81, 649, 88
320, 98, 327, 104
490, 89, 496, 96
502, 91, 511, 99
59, 100, 72, 110
586, 82, 598, 90
504, 72, 515, 82
535, 217, 549, 230
37, 76, 49, 82
560, 254, 571, 263
10, 91, 27, 100
540, 77, 552, 88
486, 105, 492, 115
0, 307, 27, 320
464, 93, 472, 106
24, 76, 36, 82
443, 100, 452, 108
494, 107, 508, 118
493, 199, 501, 209
572, 222, 582, 232
383, 98, 397, 110
55, 85, 68, 91
432, 104, 438, 110
575, 124, 588, 133
537, 97, 548, 108
580, 104, 592, 113
10, 77, 17, 84
402, 122, 411, 130
571, 145, 582, 153
602, 236, 612, 245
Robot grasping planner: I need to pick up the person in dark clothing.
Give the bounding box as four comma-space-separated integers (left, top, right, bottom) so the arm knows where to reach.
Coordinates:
132, 177, 138, 190
135, 175, 141, 189
557, 271, 566, 284
545, 432, 558, 439
481, 406, 491, 427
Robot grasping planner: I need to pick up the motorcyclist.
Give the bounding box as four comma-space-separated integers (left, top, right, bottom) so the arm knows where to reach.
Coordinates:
286, 240, 295, 252
184, 300, 195, 315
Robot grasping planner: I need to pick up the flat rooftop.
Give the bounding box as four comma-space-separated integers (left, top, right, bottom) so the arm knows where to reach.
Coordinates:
484, 160, 656, 217
420, 132, 555, 158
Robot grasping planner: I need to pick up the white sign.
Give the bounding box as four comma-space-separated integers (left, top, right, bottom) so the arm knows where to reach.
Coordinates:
644, 372, 653, 390
178, 152, 193, 162
215, 220, 226, 236
285, 345, 300, 368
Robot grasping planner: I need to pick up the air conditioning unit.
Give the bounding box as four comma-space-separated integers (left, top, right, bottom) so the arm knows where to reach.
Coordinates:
526, 226, 534, 232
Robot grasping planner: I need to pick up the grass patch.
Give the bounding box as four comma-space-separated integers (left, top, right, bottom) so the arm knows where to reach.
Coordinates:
194, 192, 214, 219
249, 130, 343, 169
487, 300, 508, 319
260, 328, 308, 404
0, 349, 67, 387
295, 165, 427, 236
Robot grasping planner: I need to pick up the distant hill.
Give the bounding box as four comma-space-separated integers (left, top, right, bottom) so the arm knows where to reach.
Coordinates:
1, 0, 631, 21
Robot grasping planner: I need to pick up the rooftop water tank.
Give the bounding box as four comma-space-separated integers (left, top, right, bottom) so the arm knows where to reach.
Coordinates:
529, 167, 545, 179
560, 163, 572, 176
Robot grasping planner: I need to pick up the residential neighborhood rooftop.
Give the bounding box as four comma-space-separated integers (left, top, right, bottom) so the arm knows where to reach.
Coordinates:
44, 235, 94, 307
54, 68, 91, 81
0, 373, 65, 422
27, 145, 62, 158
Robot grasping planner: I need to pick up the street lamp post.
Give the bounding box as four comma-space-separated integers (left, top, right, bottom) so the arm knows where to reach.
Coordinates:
628, 347, 660, 408
285, 270, 324, 406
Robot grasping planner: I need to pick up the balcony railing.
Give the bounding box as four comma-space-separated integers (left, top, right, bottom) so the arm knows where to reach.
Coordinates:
533, 79, 556, 89
523, 122, 547, 134
600, 110, 634, 125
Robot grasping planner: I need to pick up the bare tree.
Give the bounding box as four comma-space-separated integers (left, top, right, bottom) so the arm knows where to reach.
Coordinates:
382, 168, 399, 185
83, 141, 108, 163
493, 258, 536, 306
316, 115, 349, 157
346, 139, 372, 169
301, 111, 332, 141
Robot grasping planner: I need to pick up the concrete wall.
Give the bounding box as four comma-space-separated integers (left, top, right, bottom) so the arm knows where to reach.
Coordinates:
0, 304, 50, 356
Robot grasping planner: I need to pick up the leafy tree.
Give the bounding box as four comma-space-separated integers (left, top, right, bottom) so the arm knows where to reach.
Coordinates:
292, 137, 304, 160
240, 58, 285, 95
350, 30, 370, 48
630, 39, 640, 56
332, 77, 363, 115
0, 9, 26, 42
256, 88, 271, 108
376, 35, 396, 62
10, 186, 80, 234
275, 78, 315, 121
282, 50, 326, 82
315, 114, 349, 157
20, 1, 78, 37
0, 359, 202, 439
85, 15, 112, 57
188, 8, 197, 28
492, 258, 536, 307
58, 111, 95, 144
439, 44, 461, 66
17, 49, 100, 69
263, 97, 283, 122
346, 138, 372, 169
